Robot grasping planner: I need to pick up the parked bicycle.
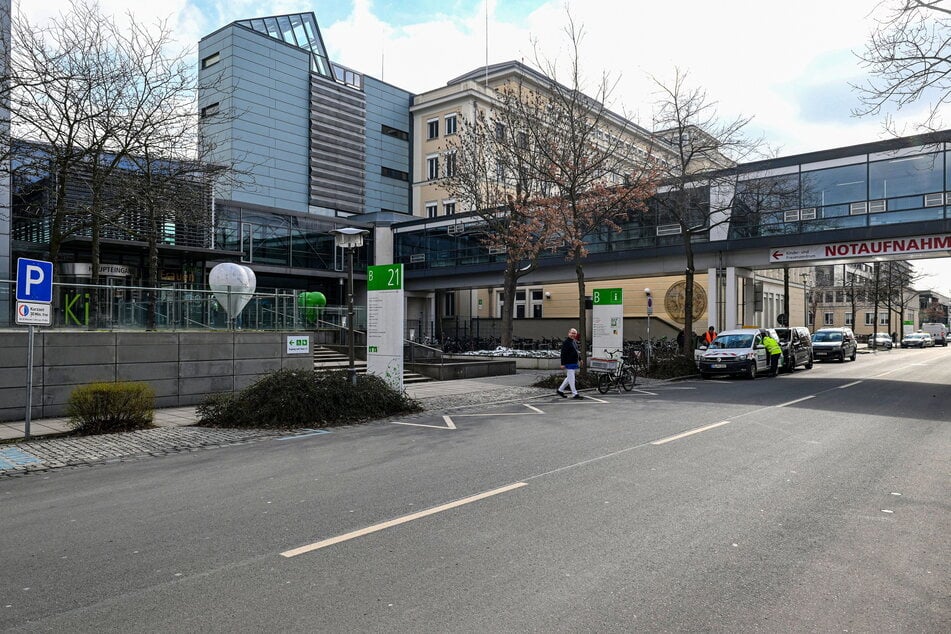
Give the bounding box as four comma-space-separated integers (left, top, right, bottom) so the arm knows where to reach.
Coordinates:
593, 349, 637, 394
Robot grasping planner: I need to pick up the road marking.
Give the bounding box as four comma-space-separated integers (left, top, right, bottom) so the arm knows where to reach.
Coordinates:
453, 404, 547, 417
280, 482, 528, 558
776, 395, 816, 408
392, 415, 456, 430
838, 381, 863, 389
650, 420, 732, 445
277, 429, 331, 441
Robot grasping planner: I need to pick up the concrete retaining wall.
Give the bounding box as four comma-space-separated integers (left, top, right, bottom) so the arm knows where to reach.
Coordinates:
0, 331, 313, 422
407, 360, 516, 381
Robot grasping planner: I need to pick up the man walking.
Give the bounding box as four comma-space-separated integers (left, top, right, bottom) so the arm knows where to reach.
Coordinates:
557, 328, 582, 399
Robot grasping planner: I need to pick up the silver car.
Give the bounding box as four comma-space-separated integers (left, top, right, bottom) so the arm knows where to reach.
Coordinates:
868, 333, 893, 350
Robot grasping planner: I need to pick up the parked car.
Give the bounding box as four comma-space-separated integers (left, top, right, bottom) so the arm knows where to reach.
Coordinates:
868, 332, 893, 350
698, 328, 774, 379
811, 327, 857, 362
920, 323, 948, 346
901, 332, 934, 348
774, 326, 814, 372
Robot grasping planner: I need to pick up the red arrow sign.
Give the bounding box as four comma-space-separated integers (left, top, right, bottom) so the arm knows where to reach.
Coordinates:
771, 250, 784, 260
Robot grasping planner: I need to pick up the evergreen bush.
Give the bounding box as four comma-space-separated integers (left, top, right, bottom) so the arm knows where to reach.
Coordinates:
196, 369, 423, 428
66, 382, 155, 434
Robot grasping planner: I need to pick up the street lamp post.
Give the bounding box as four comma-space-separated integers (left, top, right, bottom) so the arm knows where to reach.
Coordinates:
644, 288, 652, 369
331, 227, 370, 386
800, 273, 809, 328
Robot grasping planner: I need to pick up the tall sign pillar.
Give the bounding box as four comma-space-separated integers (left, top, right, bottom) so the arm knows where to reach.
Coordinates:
366, 263, 404, 391
592, 288, 623, 360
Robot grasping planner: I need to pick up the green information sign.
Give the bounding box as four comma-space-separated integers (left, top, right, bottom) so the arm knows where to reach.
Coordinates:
592, 288, 623, 305
368, 264, 403, 291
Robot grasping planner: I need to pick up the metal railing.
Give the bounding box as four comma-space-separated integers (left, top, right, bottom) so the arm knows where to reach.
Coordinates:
0, 280, 367, 331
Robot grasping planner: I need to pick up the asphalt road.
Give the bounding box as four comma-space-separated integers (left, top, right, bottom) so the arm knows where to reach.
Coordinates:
1, 347, 948, 632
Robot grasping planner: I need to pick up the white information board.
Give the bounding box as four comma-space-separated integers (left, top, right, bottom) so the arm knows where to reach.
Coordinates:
366, 263, 404, 391
591, 288, 623, 360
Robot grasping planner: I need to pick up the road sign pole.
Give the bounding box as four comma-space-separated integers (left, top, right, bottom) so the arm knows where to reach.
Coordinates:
25, 325, 34, 440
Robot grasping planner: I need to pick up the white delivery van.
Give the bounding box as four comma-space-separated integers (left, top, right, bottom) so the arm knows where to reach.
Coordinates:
697, 328, 775, 379
920, 323, 948, 346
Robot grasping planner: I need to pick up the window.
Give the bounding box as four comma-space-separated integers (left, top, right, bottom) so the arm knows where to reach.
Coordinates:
425, 202, 437, 218
201, 52, 220, 69
845, 313, 853, 326
824, 312, 834, 326
444, 291, 456, 317
870, 153, 943, 199
382, 124, 409, 141
427, 119, 439, 139
835, 291, 845, 303
427, 155, 439, 180
865, 312, 875, 326
801, 163, 867, 208
495, 122, 506, 140
200, 102, 219, 118
443, 201, 456, 216
879, 313, 889, 326
445, 114, 457, 135
444, 151, 457, 177
381, 166, 409, 181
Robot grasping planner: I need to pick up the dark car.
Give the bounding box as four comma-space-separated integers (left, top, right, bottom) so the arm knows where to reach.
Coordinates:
811, 327, 857, 362
775, 326, 814, 372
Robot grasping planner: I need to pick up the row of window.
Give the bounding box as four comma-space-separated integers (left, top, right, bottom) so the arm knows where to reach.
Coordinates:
426, 152, 457, 180
425, 200, 456, 218
427, 114, 458, 140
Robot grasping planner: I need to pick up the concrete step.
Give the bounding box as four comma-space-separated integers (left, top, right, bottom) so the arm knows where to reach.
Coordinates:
313, 346, 431, 383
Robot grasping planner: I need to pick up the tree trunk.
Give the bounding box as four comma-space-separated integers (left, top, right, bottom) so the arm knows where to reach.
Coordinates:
682, 234, 696, 356
499, 259, 518, 348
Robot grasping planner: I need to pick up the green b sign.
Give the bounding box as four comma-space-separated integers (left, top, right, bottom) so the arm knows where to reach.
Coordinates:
592, 288, 622, 305
368, 264, 403, 291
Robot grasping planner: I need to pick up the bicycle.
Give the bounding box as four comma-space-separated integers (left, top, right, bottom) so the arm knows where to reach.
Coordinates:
593, 349, 637, 394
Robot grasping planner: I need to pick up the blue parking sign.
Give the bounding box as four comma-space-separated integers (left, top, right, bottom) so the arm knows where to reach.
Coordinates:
16, 258, 53, 303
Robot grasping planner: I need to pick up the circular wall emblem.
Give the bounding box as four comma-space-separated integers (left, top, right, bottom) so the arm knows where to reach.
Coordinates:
663, 280, 707, 324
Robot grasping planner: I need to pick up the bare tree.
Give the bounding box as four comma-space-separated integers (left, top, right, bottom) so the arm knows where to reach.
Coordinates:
443, 82, 555, 348
854, 0, 951, 130
527, 15, 658, 367
649, 69, 766, 353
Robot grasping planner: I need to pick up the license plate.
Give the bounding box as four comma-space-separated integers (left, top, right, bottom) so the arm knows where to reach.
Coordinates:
711, 363, 726, 368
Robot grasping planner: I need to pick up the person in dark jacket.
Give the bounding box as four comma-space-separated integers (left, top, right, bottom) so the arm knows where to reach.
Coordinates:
557, 328, 582, 399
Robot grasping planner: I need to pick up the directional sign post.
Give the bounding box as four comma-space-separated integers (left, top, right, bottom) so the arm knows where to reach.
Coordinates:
366, 264, 404, 391
15, 258, 53, 439
592, 288, 623, 360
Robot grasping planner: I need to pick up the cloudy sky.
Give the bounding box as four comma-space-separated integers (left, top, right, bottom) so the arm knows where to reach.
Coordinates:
18, 0, 951, 292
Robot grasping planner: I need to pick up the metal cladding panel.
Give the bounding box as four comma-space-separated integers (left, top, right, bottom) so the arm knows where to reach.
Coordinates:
310, 76, 366, 214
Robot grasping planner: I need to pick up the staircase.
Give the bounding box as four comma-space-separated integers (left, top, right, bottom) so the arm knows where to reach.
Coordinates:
313, 346, 432, 384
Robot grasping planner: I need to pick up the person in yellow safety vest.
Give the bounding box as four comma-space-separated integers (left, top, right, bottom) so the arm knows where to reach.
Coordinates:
762, 333, 783, 377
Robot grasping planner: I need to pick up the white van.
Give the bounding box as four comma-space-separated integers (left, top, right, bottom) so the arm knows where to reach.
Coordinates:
697, 328, 776, 379
920, 323, 948, 346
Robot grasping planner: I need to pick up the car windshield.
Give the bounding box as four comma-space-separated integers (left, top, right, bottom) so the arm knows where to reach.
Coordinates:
904, 334, 922, 339
813, 331, 842, 342
709, 334, 754, 349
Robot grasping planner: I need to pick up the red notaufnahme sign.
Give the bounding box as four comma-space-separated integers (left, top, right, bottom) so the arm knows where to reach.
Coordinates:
769, 234, 951, 263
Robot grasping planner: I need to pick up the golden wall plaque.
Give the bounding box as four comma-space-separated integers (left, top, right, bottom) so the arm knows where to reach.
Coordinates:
664, 280, 707, 323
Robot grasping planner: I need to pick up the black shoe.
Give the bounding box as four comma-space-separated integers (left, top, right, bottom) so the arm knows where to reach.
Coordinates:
557, 389, 567, 398
570, 394, 582, 399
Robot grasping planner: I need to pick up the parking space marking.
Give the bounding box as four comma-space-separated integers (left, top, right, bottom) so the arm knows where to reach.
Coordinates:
838, 381, 863, 389
453, 403, 549, 418
280, 481, 528, 557
650, 420, 732, 445
392, 415, 457, 430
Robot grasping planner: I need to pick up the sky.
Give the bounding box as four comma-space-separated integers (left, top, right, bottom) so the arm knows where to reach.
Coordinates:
17, 0, 951, 294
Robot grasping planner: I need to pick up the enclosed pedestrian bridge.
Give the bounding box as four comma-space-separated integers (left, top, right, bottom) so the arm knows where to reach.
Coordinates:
393, 131, 951, 290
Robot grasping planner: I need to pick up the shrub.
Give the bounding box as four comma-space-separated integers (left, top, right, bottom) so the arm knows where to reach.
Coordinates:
196, 369, 423, 429
648, 354, 698, 379
66, 382, 155, 435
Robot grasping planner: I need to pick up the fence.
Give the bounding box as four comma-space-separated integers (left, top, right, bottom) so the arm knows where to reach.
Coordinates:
0, 280, 366, 332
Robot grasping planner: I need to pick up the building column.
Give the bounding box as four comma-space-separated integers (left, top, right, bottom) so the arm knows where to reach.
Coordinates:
707, 268, 719, 330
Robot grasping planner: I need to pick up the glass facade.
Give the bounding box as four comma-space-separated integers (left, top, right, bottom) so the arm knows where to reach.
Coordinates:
730, 149, 949, 239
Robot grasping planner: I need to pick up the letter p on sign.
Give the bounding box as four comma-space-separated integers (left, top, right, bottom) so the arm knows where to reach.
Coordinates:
16, 258, 53, 303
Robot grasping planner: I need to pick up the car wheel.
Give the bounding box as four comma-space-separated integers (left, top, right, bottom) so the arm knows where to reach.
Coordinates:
850, 349, 857, 361
746, 362, 757, 380
785, 355, 796, 373
804, 354, 813, 369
